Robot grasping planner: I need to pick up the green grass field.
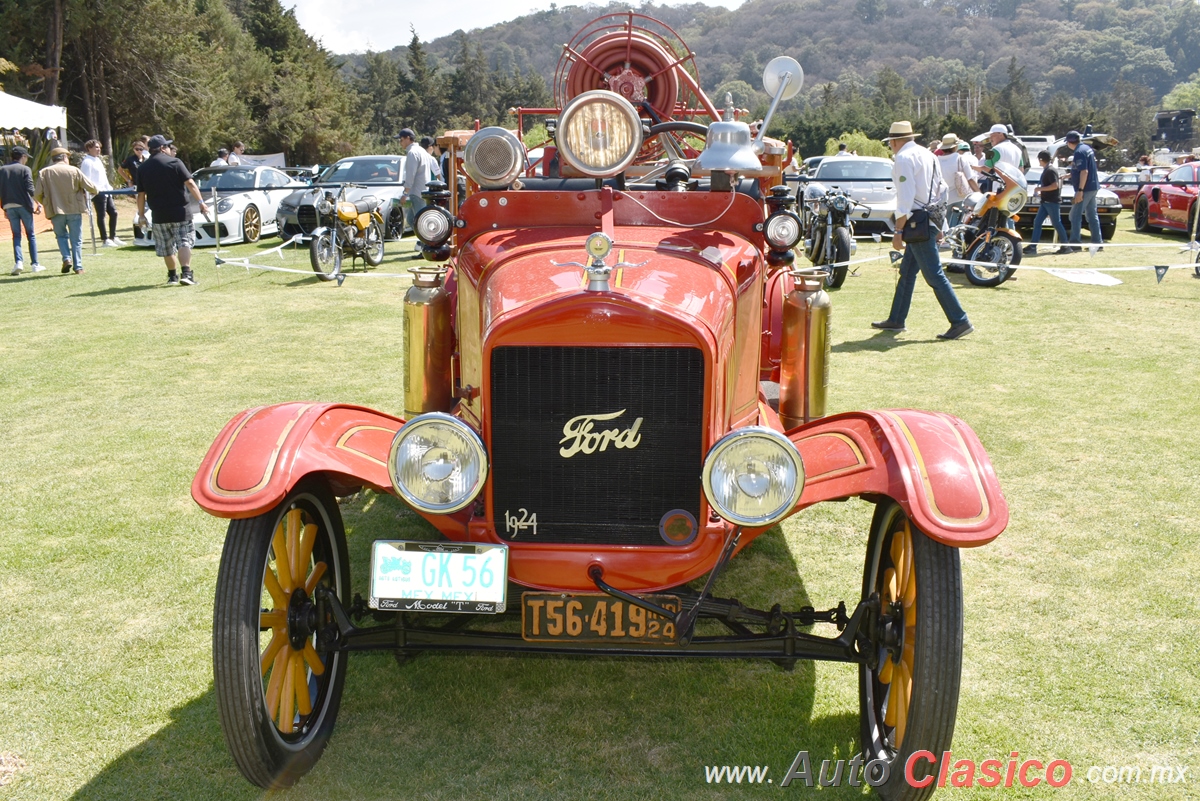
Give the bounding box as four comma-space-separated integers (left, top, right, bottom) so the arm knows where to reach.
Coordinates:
1, 218, 1198, 800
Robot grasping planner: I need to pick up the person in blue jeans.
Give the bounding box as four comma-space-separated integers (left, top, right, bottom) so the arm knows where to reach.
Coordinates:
1023, 150, 1069, 256
0, 146, 45, 275
872, 121, 973, 340
1065, 131, 1102, 249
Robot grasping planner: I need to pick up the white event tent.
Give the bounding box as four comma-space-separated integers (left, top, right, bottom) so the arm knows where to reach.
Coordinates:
0, 91, 67, 134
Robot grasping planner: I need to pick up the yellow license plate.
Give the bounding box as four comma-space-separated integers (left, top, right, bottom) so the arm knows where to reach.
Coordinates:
521, 592, 680, 644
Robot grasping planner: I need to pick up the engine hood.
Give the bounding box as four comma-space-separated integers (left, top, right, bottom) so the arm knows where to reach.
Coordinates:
458, 227, 761, 341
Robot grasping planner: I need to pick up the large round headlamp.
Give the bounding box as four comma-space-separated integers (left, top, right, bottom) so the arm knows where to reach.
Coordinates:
765, 211, 803, 250
702, 427, 805, 527
415, 206, 454, 247
556, 90, 643, 178
830, 193, 850, 212
316, 197, 333, 215
388, 413, 488, 514
462, 127, 526, 189
1004, 188, 1028, 214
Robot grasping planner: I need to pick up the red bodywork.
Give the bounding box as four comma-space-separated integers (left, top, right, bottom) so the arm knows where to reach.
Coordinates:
1135, 163, 1200, 234
194, 184, 1008, 593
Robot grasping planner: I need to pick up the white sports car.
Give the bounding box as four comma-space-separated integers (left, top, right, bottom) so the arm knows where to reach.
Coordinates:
134, 165, 306, 247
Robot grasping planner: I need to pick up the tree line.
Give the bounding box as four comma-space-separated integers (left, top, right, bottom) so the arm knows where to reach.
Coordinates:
0, 0, 550, 170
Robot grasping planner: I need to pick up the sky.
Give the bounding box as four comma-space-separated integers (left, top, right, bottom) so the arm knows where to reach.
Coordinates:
282, 0, 746, 55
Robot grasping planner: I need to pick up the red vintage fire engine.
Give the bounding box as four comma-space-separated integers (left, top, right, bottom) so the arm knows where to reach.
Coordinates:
193, 13, 1007, 798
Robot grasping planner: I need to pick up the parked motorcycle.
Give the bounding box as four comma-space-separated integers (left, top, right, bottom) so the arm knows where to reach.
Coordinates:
309, 182, 386, 281
946, 162, 1027, 287
799, 182, 859, 288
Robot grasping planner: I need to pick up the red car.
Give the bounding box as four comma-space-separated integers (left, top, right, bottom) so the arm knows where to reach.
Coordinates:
1099, 172, 1143, 210
1134, 162, 1200, 236
192, 12, 1008, 796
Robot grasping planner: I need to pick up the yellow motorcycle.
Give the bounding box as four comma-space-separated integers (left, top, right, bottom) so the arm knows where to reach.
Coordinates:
946, 162, 1027, 287
309, 182, 386, 281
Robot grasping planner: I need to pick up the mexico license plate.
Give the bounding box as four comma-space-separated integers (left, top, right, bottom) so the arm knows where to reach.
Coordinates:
521, 593, 680, 644
369, 541, 508, 613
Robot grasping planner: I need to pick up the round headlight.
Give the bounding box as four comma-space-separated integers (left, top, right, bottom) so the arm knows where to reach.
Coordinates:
1004, 188, 1028, 214
216, 198, 234, 214
462, 127, 525, 189
765, 211, 803, 250
316, 198, 333, 215
556, 90, 643, 178
830, 194, 849, 212
702, 427, 805, 527
388, 413, 488, 514
415, 206, 453, 247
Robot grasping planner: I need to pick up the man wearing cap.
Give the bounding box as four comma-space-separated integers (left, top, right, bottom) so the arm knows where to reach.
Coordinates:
399, 128, 437, 228
34, 147, 98, 275
1064, 130, 1102, 251
873, 121, 973, 340
937, 133, 978, 228
136, 135, 210, 286
1, 146, 45, 275
981, 123, 1023, 172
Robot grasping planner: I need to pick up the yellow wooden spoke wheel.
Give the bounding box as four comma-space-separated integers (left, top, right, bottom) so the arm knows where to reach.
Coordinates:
213, 479, 350, 789
859, 501, 963, 801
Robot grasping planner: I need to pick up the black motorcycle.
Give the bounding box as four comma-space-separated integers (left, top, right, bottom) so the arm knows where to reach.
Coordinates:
798, 182, 860, 289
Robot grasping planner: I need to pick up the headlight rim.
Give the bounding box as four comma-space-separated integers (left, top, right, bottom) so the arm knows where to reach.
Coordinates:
701, 426, 805, 528
415, 206, 454, 247
388, 412, 489, 515
556, 89, 644, 179
765, 210, 804, 250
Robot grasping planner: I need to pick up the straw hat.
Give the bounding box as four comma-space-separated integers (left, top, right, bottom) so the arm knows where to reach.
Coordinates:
49, 146, 70, 158
939, 133, 963, 150
882, 121, 920, 141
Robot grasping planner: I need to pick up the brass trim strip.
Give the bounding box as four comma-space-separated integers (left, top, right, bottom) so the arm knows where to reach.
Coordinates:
334, 425, 395, 469
881, 411, 989, 526
209, 404, 315, 498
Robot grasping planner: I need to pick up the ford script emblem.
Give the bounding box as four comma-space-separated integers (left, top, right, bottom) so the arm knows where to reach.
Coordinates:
559, 410, 643, 458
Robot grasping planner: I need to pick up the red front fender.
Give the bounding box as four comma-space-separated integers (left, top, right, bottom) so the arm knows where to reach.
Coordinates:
787, 409, 1008, 547
192, 402, 404, 519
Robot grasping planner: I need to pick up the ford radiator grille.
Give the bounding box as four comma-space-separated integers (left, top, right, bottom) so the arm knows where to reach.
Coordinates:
490, 346, 705, 545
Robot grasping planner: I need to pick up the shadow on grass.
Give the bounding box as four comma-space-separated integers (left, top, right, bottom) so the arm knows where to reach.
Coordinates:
833, 334, 932, 353
72, 494, 862, 800
69, 284, 159, 297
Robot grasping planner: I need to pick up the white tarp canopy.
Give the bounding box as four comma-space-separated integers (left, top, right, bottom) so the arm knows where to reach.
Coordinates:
0, 91, 67, 130
236, 152, 286, 168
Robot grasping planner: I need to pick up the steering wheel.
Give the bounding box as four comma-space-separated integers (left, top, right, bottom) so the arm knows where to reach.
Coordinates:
632, 120, 709, 181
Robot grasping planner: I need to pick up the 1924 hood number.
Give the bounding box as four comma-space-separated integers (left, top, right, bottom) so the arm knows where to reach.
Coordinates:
559, 410, 644, 458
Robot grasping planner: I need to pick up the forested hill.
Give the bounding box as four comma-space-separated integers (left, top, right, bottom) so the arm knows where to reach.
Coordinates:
409, 0, 1199, 104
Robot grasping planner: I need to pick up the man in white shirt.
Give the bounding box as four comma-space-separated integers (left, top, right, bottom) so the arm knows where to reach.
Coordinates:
81, 140, 123, 246
210, 148, 230, 167
398, 128, 437, 227
936, 133, 978, 228
872, 121, 972, 340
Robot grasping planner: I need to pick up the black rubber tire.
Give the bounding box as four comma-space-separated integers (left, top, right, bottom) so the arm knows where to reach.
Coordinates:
213, 478, 350, 789
242, 205, 262, 244
859, 501, 963, 801
964, 232, 1020, 287
309, 231, 341, 281
827, 226, 851, 288
1134, 198, 1159, 233
362, 219, 385, 266
1100, 221, 1116, 242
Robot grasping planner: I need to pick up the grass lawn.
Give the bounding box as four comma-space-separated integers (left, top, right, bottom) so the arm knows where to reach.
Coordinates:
0, 217, 1197, 800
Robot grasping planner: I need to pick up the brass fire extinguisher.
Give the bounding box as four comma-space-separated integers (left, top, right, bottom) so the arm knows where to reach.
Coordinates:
779, 268, 831, 429
403, 266, 453, 417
